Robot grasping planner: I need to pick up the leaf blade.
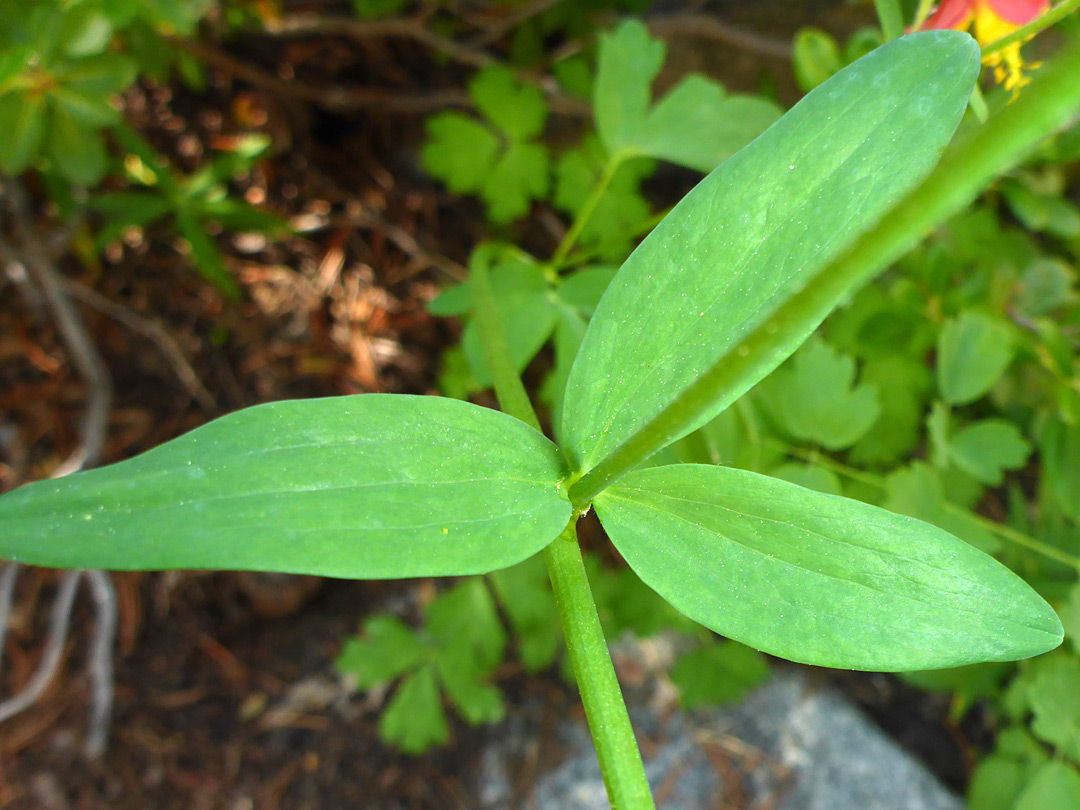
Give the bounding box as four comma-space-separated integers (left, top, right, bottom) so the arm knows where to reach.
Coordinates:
561, 32, 980, 475
595, 464, 1062, 671
0, 395, 571, 578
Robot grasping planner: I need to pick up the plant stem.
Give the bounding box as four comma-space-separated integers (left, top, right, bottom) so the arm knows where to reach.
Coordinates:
470, 249, 541, 432
874, 0, 906, 41
470, 246, 655, 810
567, 35, 1080, 509
545, 522, 655, 810
981, 0, 1080, 59
551, 151, 628, 268
912, 0, 937, 29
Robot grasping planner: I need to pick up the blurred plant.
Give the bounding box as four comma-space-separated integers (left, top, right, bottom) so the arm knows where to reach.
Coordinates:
95, 127, 287, 298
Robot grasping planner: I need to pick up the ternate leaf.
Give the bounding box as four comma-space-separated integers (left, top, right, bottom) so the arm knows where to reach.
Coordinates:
937, 311, 1015, 405
560, 32, 980, 475
756, 335, 880, 450
594, 464, 1062, 670
1014, 762, 1080, 810
380, 666, 449, 754
948, 419, 1032, 486
595, 20, 781, 170
0, 395, 571, 578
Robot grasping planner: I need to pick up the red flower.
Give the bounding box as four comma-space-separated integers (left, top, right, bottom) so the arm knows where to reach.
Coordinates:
919, 0, 1050, 90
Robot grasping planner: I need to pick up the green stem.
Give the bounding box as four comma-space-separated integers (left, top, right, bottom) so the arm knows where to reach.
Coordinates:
981, 0, 1080, 59
874, 0, 906, 41
470, 250, 540, 432
551, 152, 629, 268
772, 439, 1080, 572
470, 247, 654, 810
568, 36, 1080, 509
912, 0, 937, 29
553, 207, 669, 272
545, 523, 655, 810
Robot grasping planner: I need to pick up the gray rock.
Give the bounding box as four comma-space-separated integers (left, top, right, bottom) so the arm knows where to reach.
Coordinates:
480, 667, 962, 810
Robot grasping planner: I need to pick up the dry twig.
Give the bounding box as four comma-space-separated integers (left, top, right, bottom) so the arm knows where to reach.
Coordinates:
170, 36, 472, 113
62, 280, 215, 411
649, 14, 792, 61
0, 177, 118, 756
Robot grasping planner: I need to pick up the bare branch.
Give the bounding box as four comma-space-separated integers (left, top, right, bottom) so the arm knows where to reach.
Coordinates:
82, 570, 117, 757
0, 562, 20, 676
648, 14, 792, 61
0, 176, 118, 756
0, 571, 82, 724
62, 280, 216, 411
169, 36, 472, 114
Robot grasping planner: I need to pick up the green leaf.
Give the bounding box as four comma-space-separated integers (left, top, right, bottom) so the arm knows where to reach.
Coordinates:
1060, 584, 1080, 655
427, 579, 507, 675
948, 419, 1031, 486
793, 27, 844, 91
422, 67, 549, 224
489, 553, 560, 671
337, 615, 428, 688
850, 356, 933, 466
560, 33, 980, 475
1003, 178, 1080, 239
52, 87, 121, 128
0, 395, 572, 578
480, 140, 549, 224
421, 112, 500, 193
1014, 762, 1080, 810
594, 21, 780, 171
428, 579, 507, 725
46, 103, 108, 185
1040, 417, 1080, 522
199, 198, 287, 234
428, 282, 472, 317
937, 311, 1014, 405
901, 662, 1011, 716
542, 311, 588, 444
379, 665, 449, 754
587, 558, 694, 640
632, 75, 781, 171
594, 464, 1061, 670
1028, 656, 1080, 761
968, 757, 1027, 810
553, 137, 653, 260
594, 20, 665, 157
756, 336, 880, 450
884, 462, 999, 553
89, 191, 173, 227
176, 209, 241, 299
436, 345, 476, 400
461, 253, 559, 386
0, 92, 45, 174
768, 462, 842, 495
556, 267, 617, 316
1017, 259, 1075, 317
671, 641, 769, 708
436, 659, 505, 726
470, 64, 547, 141
57, 52, 138, 97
